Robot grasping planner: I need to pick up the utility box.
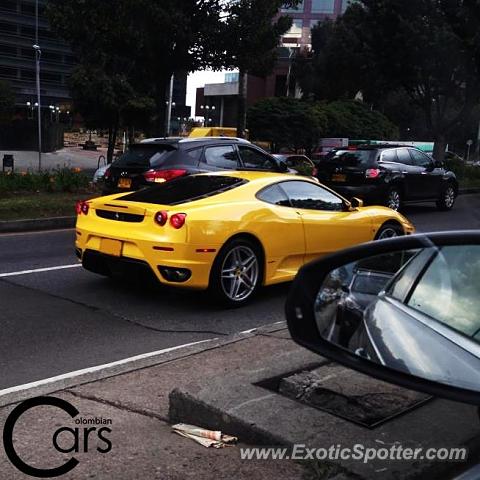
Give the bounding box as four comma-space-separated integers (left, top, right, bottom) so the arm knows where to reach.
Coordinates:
2, 154, 14, 172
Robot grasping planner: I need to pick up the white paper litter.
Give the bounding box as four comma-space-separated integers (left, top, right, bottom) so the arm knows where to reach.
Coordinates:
172, 423, 238, 448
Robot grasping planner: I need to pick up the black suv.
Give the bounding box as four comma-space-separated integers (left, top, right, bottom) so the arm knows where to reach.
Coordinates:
314, 145, 458, 211
103, 137, 287, 194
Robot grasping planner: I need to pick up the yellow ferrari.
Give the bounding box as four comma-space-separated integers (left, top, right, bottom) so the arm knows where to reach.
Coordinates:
75, 171, 415, 306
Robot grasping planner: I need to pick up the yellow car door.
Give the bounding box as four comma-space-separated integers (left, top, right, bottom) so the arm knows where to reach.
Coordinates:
278, 180, 374, 264
255, 183, 306, 284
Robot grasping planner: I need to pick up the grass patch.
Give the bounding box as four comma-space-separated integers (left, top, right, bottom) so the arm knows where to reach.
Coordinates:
0, 192, 97, 221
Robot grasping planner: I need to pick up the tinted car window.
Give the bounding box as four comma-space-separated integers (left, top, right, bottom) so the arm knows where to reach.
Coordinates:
407, 245, 480, 341
396, 148, 413, 165
204, 146, 238, 169
113, 145, 176, 168
121, 175, 246, 205
257, 184, 290, 207
166, 147, 202, 168
381, 149, 398, 163
409, 149, 432, 167
325, 150, 375, 167
239, 146, 276, 170
279, 181, 344, 211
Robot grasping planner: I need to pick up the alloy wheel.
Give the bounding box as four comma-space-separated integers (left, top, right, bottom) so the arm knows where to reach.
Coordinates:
220, 246, 259, 302
387, 189, 401, 211
377, 227, 400, 240
444, 187, 455, 209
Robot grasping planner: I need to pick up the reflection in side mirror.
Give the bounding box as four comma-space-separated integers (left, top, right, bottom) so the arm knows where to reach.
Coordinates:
286, 233, 480, 405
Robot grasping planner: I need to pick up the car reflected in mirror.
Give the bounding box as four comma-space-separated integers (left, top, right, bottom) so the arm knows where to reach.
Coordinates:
286, 232, 480, 405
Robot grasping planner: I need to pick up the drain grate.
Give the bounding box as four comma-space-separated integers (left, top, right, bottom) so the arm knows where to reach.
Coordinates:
255, 363, 431, 428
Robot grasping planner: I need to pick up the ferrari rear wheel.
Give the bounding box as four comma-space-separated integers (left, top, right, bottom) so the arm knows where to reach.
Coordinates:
209, 239, 262, 307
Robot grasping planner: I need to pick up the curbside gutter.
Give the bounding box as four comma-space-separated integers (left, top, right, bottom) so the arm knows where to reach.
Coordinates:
0, 189, 479, 234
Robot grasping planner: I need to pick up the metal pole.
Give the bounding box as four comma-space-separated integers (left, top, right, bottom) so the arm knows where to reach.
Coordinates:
34, 46, 42, 171
34, 0, 41, 171
476, 119, 480, 159
165, 74, 174, 137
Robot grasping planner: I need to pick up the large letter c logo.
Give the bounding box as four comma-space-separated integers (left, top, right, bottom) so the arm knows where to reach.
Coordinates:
3, 396, 80, 478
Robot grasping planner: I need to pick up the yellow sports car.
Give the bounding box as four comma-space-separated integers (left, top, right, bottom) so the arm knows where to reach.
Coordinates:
75, 171, 415, 306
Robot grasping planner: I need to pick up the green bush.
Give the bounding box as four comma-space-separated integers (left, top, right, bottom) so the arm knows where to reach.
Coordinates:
0, 168, 90, 194
444, 158, 480, 187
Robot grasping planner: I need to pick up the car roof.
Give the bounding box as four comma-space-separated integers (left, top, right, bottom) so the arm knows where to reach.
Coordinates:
197, 170, 301, 184
333, 144, 423, 151
140, 137, 251, 147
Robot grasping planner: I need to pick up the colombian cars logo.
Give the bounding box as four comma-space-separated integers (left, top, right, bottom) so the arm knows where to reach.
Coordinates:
3, 396, 112, 478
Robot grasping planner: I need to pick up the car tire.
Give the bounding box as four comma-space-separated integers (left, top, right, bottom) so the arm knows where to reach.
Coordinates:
436, 184, 456, 211
375, 223, 404, 240
209, 238, 262, 308
385, 186, 402, 211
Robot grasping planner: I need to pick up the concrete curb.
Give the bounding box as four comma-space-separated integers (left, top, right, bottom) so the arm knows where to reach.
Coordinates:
0, 322, 286, 408
0, 216, 75, 233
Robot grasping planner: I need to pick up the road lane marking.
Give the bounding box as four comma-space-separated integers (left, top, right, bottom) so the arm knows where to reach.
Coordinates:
0, 228, 75, 237
0, 264, 82, 278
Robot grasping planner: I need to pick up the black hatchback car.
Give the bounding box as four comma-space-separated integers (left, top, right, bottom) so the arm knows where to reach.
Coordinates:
103, 137, 287, 194
314, 145, 458, 211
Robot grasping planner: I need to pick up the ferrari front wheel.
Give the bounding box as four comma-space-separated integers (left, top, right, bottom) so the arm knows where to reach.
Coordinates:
209, 239, 261, 307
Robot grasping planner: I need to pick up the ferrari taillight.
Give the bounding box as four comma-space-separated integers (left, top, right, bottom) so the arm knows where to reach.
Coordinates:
170, 213, 187, 229
75, 201, 89, 215
154, 210, 168, 226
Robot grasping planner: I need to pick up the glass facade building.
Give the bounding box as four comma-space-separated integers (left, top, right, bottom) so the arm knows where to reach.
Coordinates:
0, 0, 74, 108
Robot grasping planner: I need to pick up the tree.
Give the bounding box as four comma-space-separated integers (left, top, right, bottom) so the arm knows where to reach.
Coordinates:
47, 0, 224, 160
295, 1, 480, 161
247, 97, 326, 154
221, 0, 301, 138
0, 80, 15, 124
322, 100, 399, 140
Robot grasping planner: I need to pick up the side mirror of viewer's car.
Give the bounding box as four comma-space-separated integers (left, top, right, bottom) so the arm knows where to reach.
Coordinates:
286, 231, 480, 405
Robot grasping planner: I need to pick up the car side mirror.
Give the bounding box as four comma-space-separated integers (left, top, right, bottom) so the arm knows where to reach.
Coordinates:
349, 197, 364, 209
277, 160, 288, 173
286, 232, 480, 405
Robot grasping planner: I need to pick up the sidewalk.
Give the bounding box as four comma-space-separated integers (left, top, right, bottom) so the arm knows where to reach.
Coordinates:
0, 324, 479, 480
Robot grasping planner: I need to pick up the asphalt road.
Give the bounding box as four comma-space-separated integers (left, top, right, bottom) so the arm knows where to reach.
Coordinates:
1, 194, 479, 391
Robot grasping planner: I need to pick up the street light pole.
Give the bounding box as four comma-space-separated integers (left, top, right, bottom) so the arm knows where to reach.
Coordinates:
34, 0, 41, 171
165, 73, 174, 137
33, 44, 42, 172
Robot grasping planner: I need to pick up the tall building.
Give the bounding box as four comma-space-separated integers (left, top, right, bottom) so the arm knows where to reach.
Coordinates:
0, 0, 74, 110
195, 0, 350, 125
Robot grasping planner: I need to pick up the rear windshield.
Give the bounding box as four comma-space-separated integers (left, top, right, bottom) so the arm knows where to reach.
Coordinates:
120, 175, 247, 205
112, 145, 176, 168
324, 149, 376, 168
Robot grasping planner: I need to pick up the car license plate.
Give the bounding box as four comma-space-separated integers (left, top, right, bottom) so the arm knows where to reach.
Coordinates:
100, 238, 123, 257
332, 174, 347, 182
118, 178, 132, 189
